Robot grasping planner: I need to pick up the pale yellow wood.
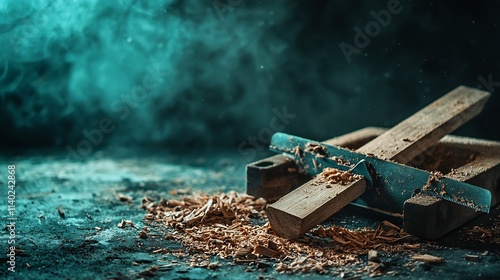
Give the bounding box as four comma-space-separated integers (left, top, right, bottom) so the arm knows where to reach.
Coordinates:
247, 127, 387, 202
267, 177, 366, 239
266, 86, 491, 239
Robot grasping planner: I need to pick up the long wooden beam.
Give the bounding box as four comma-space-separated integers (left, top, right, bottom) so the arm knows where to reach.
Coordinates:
266, 86, 490, 239
246, 127, 387, 202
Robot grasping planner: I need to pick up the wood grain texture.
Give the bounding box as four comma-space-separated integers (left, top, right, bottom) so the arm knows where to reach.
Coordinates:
246, 127, 387, 201
403, 137, 500, 239
267, 86, 490, 239
357, 86, 490, 163
267, 177, 366, 239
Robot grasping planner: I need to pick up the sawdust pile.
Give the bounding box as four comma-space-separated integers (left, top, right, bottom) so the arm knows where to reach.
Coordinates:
142, 192, 420, 273
317, 167, 362, 186
466, 216, 500, 244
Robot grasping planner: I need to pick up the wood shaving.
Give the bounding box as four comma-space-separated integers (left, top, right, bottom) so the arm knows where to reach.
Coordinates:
254, 244, 280, 258
292, 146, 304, 158
310, 220, 415, 254
169, 188, 191, 196
465, 254, 480, 261
422, 171, 443, 191
466, 217, 500, 244
137, 230, 148, 239
421, 170, 482, 210
411, 254, 444, 263
330, 156, 352, 166
117, 193, 133, 203
368, 250, 378, 261
143, 192, 421, 274
57, 206, 65, 218
117, 219, 138, 229
317, 168, 362, 186
233, 247, 253, 258
305, 143, 327, 158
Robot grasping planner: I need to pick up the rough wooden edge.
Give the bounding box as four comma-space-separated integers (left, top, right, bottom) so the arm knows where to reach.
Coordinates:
267, 87, 490, 239
246, 127, 385, 202
250, 128, 500, 238
403, 139, 500, 239
358, 86, 491, 163
267, 177, 367, 239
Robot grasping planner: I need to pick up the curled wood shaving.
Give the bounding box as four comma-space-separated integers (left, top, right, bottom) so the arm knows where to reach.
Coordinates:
310, 222, 414, 254
143, 192, 420, 274
317, 168, 362, 186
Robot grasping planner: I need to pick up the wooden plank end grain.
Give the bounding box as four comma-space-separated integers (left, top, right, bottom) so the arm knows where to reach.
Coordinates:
403, 137, 500, 239
266, 176, 366, 239
246, 127, 387, 201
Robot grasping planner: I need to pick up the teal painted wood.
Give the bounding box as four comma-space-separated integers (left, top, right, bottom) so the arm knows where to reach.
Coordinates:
270, 132, 492, 213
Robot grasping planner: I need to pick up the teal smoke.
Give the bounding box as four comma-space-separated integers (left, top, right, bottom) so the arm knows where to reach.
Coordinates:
0, 0, 293, 148
1, 1, 499, 150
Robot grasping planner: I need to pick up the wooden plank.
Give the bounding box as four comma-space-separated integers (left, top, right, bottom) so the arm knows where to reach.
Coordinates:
268, 178, 366, 240
250, 127, 500, 238
250, 126, 500, 238
246, 127, 387, 202
357, 86, 490, 163
403, 137, 500, 239
267, 86, 490, 239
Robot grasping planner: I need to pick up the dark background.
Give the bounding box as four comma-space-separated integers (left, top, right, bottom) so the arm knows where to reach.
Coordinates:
1, 3, 499, 279
1, 0, 499, 154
